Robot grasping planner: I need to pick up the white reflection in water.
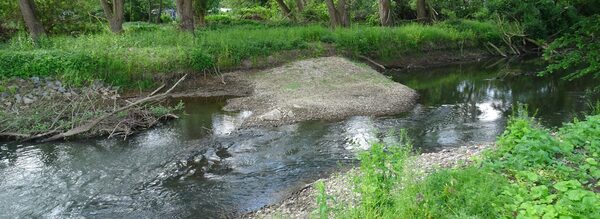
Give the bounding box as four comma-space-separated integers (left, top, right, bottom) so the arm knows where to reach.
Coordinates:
477, 101, 502, 122
212, 111, 252, 136
344, 116, 379, 151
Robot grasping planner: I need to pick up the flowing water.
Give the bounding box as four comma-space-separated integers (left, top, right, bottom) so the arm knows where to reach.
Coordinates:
1, 58, 598, 218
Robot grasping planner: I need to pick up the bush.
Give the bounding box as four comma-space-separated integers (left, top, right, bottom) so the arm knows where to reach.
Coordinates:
234, 6, 274, 20
189, 49, 214, 71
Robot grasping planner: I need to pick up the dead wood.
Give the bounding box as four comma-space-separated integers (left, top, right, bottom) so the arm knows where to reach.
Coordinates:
42, 74, 187, 142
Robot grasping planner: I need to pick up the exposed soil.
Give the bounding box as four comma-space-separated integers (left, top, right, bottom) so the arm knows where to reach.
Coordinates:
379, 49, 491, 70
245, 144, 494, 219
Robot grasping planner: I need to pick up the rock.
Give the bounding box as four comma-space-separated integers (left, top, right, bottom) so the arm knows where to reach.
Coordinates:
14, 94, 22, 103
259, 109, 283, 121
0, 92, 7, 98
31, 76, 40, 85
23, 97, 34, 104
57, 87, 66, 93
3, 101, 11, 107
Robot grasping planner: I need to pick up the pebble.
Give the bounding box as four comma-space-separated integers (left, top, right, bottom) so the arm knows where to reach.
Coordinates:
23, 97, 34, 104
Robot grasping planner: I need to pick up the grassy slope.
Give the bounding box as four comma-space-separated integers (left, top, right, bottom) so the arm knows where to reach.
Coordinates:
326, 109, 600, 218
0, 20, 500, 88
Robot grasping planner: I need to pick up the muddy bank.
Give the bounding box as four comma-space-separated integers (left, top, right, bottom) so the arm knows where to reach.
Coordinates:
222, 57, 418, 127
379, 49, 492, 70
246, 144, 494, 219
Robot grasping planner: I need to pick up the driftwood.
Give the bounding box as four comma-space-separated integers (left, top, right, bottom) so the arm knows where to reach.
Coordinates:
41, 74, 187, 142
358, 54, 386, 70
487, 42, 507, 57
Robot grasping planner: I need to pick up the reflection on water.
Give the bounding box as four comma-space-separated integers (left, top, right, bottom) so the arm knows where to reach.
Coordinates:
212, 111, 252, 136
343, 116, 378, 150
1, 58, 598, 218
384, 58, 599, 150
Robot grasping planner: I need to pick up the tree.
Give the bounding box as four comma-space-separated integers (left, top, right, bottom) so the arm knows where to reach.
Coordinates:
100, 0, 125, 33
295, 0, 304, 13
195, 0, 208, 26
379, 0, 391, 26
416, 0, 435, 23
274, 0, 294, 20
18, 0, 45, 40
325, 0, 350, 28
176, 0, 194, 31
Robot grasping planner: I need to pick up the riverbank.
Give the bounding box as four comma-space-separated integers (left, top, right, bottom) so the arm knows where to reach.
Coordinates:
0, 76, 183, 142
250, 111, 600, 218
0, 20, 502, 88
246, 144, 494, 218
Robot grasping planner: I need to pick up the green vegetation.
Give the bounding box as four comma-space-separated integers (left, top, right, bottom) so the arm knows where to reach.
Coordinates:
0, 20, 501, 87
1, 0, 598, 87
320, 108, 600, 218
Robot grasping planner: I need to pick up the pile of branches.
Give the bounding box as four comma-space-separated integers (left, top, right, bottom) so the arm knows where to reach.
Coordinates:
0, 75, 186, 142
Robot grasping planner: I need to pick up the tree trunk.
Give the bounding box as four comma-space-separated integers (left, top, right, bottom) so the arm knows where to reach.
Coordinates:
100, 0, 124, 33
378, 0, 391, 26
275, 0, 293, 19
195, 0, 208, 27
18, 0, 45, 40
176, 0, 194, 31
337, 0, 350, 27
295, 0, 304, 13
416, 0, 429, 23
156, 0, 163, 23
324, 0, 339, 28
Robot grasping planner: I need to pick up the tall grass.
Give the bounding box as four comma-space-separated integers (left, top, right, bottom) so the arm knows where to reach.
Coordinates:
0, 20, 501, 87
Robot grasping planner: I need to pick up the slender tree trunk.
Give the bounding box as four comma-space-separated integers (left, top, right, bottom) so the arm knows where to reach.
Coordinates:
337, 0, 350, 27
156, 0, 163, 23
147, 0, 152, 22
379, 0, 391, 26
416, 0, 429, 23
18, 0, 45, 40
100, 0, 125, 33
275, 0, 294, 20
295, 0, 304, 13
195, 0, 207, 27
176, 0, 194, 31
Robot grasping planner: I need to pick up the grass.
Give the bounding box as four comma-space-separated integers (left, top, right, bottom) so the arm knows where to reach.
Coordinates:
319, 107, 600, 218
0, 19, 501, 88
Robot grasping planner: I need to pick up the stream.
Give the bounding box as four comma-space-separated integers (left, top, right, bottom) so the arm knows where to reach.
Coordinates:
1, 58, 598, 218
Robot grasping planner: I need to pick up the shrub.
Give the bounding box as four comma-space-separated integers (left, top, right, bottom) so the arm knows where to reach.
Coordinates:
190, 49, 214, 71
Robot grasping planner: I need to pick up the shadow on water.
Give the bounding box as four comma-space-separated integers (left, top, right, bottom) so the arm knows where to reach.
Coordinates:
0, 58, 598, 218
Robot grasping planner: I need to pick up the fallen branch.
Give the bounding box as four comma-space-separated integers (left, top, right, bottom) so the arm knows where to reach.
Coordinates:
42, 74, 187, 142
487, 42, 507, 57
358, 55, 386, 70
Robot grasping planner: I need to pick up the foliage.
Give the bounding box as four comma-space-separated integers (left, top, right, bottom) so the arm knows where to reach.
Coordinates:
1, 0, 103, 36
234, 6, 275, 20
541, 15, 600, 81
299, 1, 329, 23
0, 21, 501, 87
334, 20, 500, 59
485, 0, 580, 39
322, 108, 600, 218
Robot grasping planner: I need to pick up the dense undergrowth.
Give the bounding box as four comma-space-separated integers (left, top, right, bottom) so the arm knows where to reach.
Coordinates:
0, 20, 500, 88
319, 108, 600, 218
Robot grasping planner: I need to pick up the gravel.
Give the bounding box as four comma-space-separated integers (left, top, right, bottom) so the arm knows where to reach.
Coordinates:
223, 57, 418, 127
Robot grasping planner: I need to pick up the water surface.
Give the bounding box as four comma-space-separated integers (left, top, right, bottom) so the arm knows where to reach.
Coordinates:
1, 58, 597, 218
